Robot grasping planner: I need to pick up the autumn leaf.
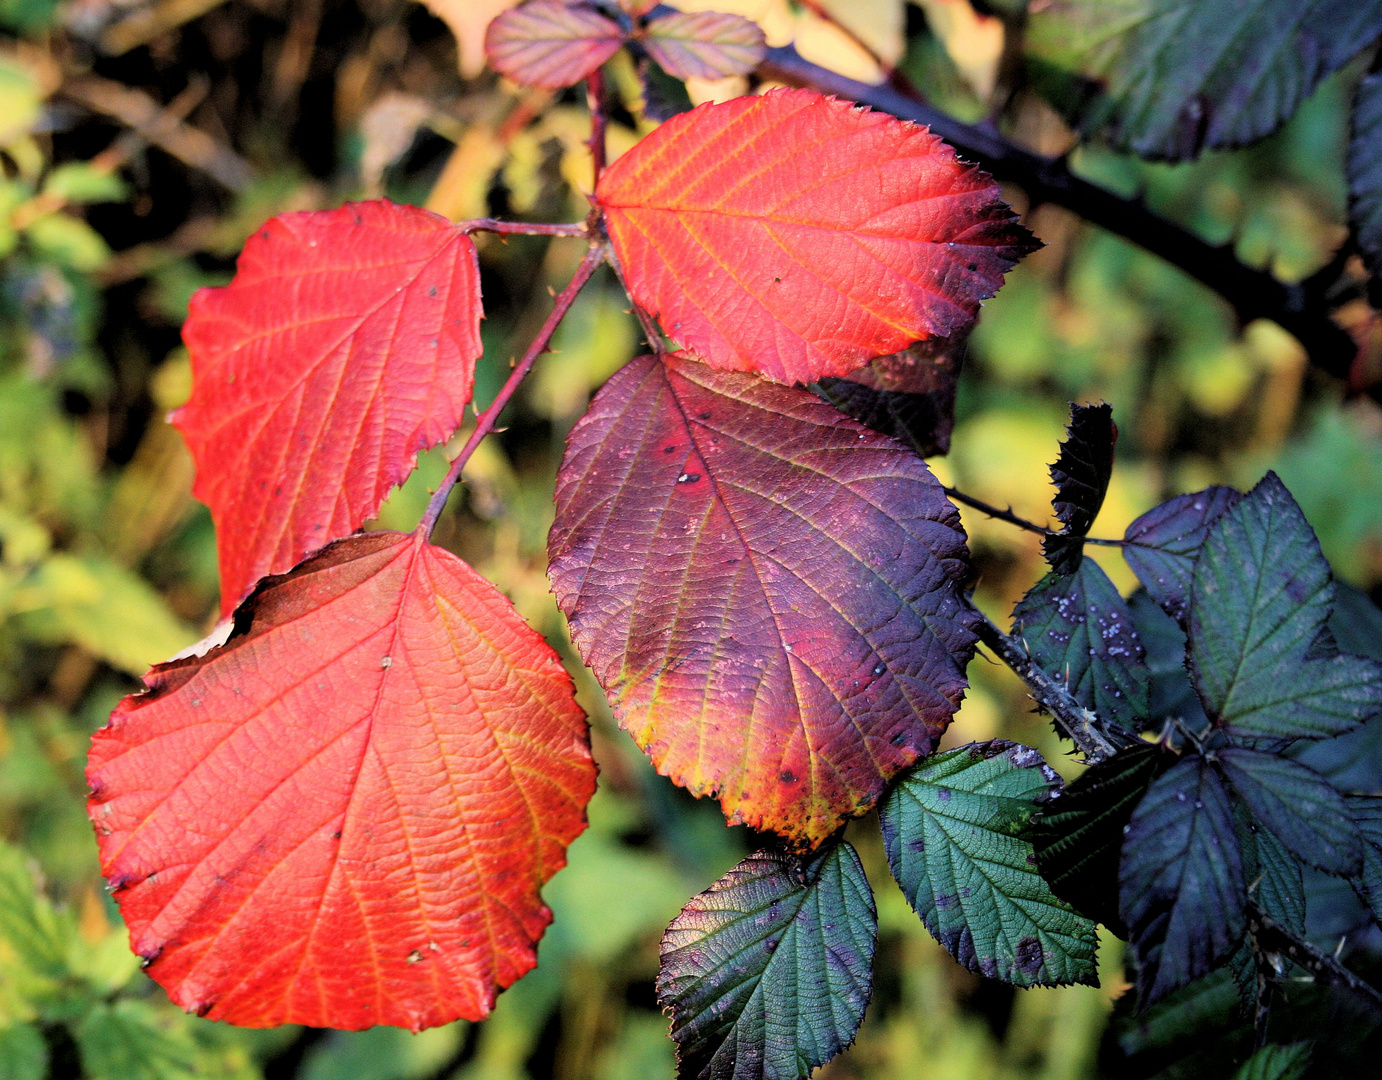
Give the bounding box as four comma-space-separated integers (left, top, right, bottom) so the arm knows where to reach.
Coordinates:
88, 531, 594, 1031
174, 200, 483, 613
640, 10, 767, 81
548, 353, 976, 848
596, 88, 1037, 384
485, 1, 626, 89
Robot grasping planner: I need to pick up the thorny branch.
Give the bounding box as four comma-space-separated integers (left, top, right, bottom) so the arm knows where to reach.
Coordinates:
943, 486, 1122, 546
759, 43, 1365, 393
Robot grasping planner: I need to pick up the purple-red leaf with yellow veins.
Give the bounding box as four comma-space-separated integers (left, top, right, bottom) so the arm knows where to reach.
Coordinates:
547, 353, 977, 849
641, 10, 767, 81
596, 88, 1038, 385
484, 0, 625, 89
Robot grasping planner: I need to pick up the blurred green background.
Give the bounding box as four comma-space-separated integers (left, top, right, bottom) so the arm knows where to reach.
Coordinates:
2, 1, 1380, 1078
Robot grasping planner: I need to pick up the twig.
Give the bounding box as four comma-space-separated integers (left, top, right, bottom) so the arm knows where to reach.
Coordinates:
420, 243, 607, 532
460, 219, 589, 238
62, 75, 253, 192
970, 607, 1132, 761
758, 43, 1360, 388
1249, 903, 1382, 1013
587, 67, 608, 186
943, 485, 1122, 545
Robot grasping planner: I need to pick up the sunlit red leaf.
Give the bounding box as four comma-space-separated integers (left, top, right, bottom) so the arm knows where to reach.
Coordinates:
596, 88, 1037, 384
548, 354, 976, 848
485, 0, 625, 89
88, 531, 594, 1031
174, 200, 483, 615
641, 10, 767, 81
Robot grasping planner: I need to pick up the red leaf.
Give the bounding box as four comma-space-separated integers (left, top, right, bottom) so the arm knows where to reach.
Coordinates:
641, 11, 767, 81
175, 200, 483, 615
596, 89, 1038, 384
88, 531, 594, 1031
485, 0, 625, 89
548, 354, 976, 848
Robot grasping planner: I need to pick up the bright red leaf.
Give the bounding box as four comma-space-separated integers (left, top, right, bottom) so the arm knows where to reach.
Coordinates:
596, 88, 1038, 385
548, 354, 976, 848
641, 10, 767, 81
485, 0, 625, 89
88, 531, 594, 1031
175, 200, 483, 615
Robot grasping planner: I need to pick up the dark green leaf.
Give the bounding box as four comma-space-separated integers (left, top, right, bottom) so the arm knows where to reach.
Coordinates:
1241, 820, 1305, 933
1031, 741, 1176, 935
0, 1023, 46, 1080
1351, 70, 1382, 284
1027, 0, 1382, 160
815, 340, 961, 459
1187, 473, 1382, 742
1217, 748, 1360, 875
1042, 402, 1115, 572
879, 741, 1098, 987
1012, 558, 1150, 728
638, 57, 694, 123
1124, 486, 1241, 622
1120, 756, 1244, 1005
1347, 794, 1382, 925
1232, 1042, 1312, 1080
658, 843, 876, 1080
1112, 967, 1252, 1077
1128, 590, 1208, 731
75, 1001, 199, 1080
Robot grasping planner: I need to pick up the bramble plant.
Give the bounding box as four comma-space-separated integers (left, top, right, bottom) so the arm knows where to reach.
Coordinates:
76, 2, 1382, 1078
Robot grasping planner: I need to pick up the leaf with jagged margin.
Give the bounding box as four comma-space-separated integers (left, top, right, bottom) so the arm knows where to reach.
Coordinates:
1188, 473, 1382, 743
1127, 590, 1207, 731
1216, 748, 1360, 875
1031, 741, 1176, 934
1225, 803, 1307, 1013
1124, 486, 1241, 623
1350, 70, 1382, 286
1043, 402, 1116, 573
1012, 557, 1149, 729
657, 843, 876, 1080
1121, 755, 1244, 1006
1346, 794, 1382, 927
880, 741, 1099, 987
1027, 0, 1382, 160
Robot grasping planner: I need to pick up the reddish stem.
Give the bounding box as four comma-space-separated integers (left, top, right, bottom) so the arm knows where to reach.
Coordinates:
419, 243, 607, 535
587, 67, 608, 186
460, 219, 589, 238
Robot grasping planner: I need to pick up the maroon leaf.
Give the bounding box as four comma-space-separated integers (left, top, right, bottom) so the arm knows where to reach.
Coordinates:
1043, 402, 1116, 573
485, 0, 625, 89
548, 353, 977, 848
641, 10, 767, 81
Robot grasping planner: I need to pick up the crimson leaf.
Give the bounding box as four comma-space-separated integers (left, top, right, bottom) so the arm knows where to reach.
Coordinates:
88, 532, 595, 1030
548, 354, 976, 849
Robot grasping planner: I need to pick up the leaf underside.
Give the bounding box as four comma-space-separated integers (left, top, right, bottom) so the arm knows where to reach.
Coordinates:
1012, 557, 1150, 730
596, 88, 1038, 384
657, 844, 876, 1080
1120, 755, 1244, 1006
548, 353, 977, 849
1028, 0, 1382, 160
1042, 401, 1115, 573
88, 531, 595, 1031
1187, 473, 1382, 742
879, 742, 1099, 987
641, 10, 767, 82
174, 200, 483, 614
484, 0, 625, 88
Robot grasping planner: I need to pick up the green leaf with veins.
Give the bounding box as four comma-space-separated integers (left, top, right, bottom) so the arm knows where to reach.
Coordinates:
657, 843, 875, 1080
1187, 472, 1382, 742
1012, 558, 1150, 729
880, 741, 1098, 987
